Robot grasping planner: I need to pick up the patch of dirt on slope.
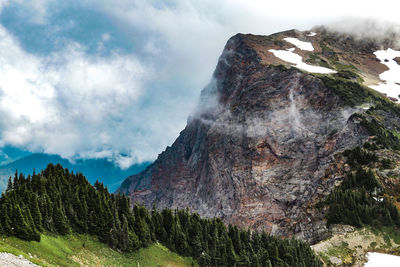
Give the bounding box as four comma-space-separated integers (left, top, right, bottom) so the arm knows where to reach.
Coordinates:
70, 248, 103, 267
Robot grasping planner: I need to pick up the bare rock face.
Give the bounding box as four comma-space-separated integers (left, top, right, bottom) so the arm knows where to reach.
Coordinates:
118, 32, 372, 243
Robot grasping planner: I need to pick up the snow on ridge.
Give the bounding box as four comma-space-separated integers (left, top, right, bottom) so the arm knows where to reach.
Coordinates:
269, 48, 335, 74
284, 37, 314, 51
364, 252, 400, 266
370, 48, 400, 101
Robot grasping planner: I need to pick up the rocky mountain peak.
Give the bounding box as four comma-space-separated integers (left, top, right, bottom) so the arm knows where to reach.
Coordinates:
118, 29, 400, 243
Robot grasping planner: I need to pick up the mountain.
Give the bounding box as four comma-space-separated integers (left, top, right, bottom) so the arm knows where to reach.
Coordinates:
118, 27, 400, 245
0, 153, 149, 193
0, 146, 32, 166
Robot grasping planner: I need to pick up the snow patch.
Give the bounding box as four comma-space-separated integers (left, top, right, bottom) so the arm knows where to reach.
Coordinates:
365, 252, 400, 267
308, 32, 317, 37
370, 48, 400, 101
358, 103, 372, 110
269, 49, 335, 74
372, 196, 383, 202
284, 37, 314, 51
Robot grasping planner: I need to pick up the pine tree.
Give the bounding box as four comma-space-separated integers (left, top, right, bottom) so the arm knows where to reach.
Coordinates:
174, 222, 189, 255
120, 215, 130, 251
225, 237, 237, 265
40, 194, 54, 232
11, 203, 38, 241
6, 177, 13, 192
29, 194, 43, 231
134, 205, 151, 247
52, 201, 70, 235
0, 203, 12, 233
264, 259, 273, 267
188, 214, 203, 258
229, 224, 242, 254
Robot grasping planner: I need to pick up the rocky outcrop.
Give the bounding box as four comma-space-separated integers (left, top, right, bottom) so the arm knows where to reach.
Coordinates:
118, 32, 378, 243
0, 253, 40, 267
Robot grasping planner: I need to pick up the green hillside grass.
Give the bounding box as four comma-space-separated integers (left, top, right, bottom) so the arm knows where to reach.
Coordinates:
0, 233, 196, 267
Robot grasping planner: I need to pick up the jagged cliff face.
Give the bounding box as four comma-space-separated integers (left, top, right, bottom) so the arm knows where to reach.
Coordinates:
118, 29, 399, 243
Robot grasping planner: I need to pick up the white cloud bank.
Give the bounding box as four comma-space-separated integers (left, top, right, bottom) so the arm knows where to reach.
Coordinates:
0, 25, 154, 165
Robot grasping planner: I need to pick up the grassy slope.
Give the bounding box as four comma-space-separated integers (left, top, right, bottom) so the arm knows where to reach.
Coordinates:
0, 234, 196, 267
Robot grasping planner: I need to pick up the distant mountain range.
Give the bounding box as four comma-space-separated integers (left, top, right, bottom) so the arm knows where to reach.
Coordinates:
0, 146, 32, 166
0, 153, 149, 193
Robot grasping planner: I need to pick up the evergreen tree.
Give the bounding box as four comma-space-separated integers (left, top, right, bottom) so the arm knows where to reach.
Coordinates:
29, 194, 43, 231
0, 202, 12, 233
133, 205, 151, 247
52, 201, 70, 235
6, 177, 12, 192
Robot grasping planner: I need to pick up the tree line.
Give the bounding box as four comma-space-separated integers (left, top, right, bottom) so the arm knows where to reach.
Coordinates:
0, 163, 322, 266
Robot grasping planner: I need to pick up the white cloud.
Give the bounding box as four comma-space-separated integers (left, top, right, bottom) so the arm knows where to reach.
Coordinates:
0, 25, 152, 163
115, 155, 138, 170
0, 0, 54, 24
25, 0, 52, 24
101, 33, 110, 41
0, 26, 56, 124
1, 0, 400, 168
0, 0, 9, 12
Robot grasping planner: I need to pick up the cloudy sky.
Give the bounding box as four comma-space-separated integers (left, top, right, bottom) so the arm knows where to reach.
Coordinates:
0, 0, 399, 168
